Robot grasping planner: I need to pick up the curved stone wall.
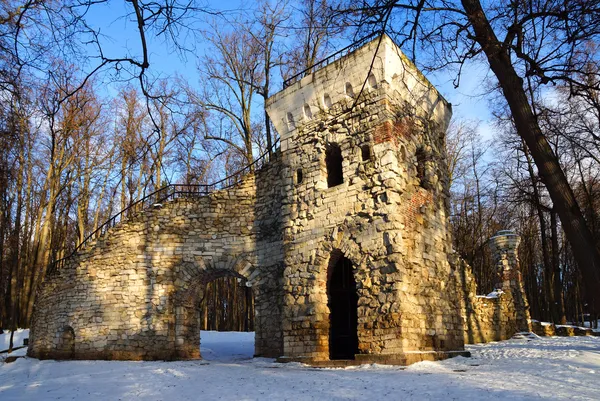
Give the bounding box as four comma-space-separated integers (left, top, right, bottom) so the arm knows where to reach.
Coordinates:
28, 157, 284, 360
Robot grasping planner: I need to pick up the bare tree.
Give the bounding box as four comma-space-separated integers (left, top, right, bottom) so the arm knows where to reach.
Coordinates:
340, 0, 600, 311
283, 0, 345, 79
250, 0, 291, 154
195, 22, 264, 165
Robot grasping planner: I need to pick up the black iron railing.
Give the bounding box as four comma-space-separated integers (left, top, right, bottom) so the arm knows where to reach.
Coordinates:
282, 30, 384, 89
47, 140, 279, 275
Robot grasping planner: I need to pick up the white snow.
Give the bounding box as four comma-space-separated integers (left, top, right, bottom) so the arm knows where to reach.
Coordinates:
556, 324, 586, 329
200, 331, 254, 362
1, 330, 599, 400
476, 289, 504, 299
484, 289, 504, 298
1, 329, 29, 359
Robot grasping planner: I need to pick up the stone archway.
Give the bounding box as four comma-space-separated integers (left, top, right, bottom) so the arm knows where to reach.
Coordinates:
171, 256, 259, 360
295, 227, 365, 362
170, 254, 285, 360
55, 326, 75, 359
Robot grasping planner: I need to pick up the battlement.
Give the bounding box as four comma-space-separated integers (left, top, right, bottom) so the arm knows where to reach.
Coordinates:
267, 34, 451, 147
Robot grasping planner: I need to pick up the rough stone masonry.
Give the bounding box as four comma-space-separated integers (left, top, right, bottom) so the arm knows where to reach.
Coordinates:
28, 34, 531, 365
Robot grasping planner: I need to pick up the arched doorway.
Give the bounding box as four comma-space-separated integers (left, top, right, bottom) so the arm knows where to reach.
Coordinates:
327, 255, 358, 360
198, 274, 255, 361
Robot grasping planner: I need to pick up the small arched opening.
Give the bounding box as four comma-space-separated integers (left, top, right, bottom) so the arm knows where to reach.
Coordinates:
367, 73, 377, 89
345, 82, 355, 98
56, 325, 75, 359
296, 168, 303, 185
286, 112, 295, 130
325, 143, 343, 188
323, 94, 332, 109
327, 254, 358, 360
303, 104, 313, 120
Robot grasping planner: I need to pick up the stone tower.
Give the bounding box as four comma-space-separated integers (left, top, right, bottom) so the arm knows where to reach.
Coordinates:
489, 230, 531, 332
266, 34, 468, 364
30, 33, 532, 365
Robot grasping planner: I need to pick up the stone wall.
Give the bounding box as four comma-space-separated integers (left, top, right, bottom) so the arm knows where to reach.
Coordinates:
28, 157, 285, 360
455, 231, 531, 344
267, 35, 468, 364
29, 33, 532, 365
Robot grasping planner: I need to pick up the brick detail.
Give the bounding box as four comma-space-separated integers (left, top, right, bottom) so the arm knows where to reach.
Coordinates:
373, 118, 415, 145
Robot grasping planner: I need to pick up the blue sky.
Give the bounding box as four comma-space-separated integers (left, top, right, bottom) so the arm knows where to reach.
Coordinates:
84, 1, 496, 140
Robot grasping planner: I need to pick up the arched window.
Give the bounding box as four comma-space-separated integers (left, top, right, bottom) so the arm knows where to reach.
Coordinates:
367, 73, 377, 89
345, 82, 355, 98
57, 326, 75, 358
303, 104, 312, 119
296, 168, 303, 184
326, 144, 343, 188
323, 94, 332, 109
286, 112, 295, 130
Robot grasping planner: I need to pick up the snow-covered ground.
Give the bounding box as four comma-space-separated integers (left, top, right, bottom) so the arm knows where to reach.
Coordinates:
1, 330, 599, 400
1, 329, 28, 358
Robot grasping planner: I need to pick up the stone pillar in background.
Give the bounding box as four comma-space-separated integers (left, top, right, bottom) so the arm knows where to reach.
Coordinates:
489, 230, 531, 332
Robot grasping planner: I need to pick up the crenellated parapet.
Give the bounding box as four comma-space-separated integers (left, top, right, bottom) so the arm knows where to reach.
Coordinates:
267, 34, 452, 151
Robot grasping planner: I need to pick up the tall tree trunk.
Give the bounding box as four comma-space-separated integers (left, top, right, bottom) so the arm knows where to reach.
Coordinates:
10, 124, 25, 330
522, 142, 553, 321
0, 193, 9, 329
550, 209, 567, 324
93, 164, 113, 233
77, 147, 92, 246
19, 139, 34, 325
25, 159, 59, 324
120, 153, 128, 211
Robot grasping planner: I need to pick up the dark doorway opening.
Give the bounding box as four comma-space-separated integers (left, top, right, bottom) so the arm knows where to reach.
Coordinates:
57, 326, 75, 359
325, 144, 343, 187
328, 255, 358, 360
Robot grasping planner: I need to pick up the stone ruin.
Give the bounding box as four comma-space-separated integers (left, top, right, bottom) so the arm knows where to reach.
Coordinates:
28, 34, 531, 365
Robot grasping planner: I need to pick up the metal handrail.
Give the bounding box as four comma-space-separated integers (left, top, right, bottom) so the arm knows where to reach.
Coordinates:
47, 139, 280, 274
282, 30, 384, 89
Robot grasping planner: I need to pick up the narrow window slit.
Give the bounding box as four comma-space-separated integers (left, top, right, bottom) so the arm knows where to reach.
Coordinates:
303, 104, 312, 119
345, 82, 354, 98
286, 112, 295, 130
361, 145, 371, 161
326, 144, 343, 188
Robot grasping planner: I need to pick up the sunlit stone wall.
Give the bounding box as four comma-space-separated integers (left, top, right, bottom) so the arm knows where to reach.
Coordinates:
267, 34, 469, 364
28, 158, 285, 360
454, 230, 531, 344
29, 34, 530, 364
